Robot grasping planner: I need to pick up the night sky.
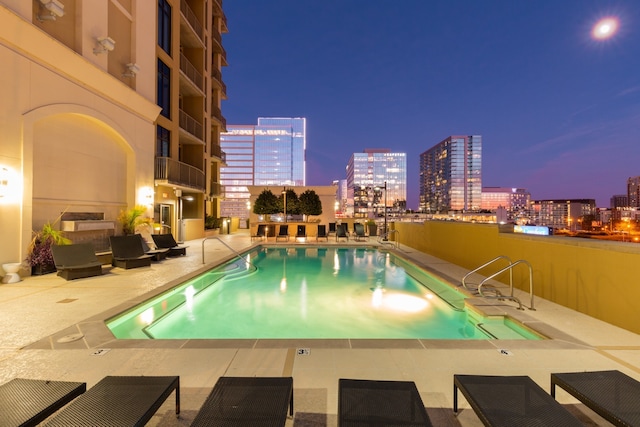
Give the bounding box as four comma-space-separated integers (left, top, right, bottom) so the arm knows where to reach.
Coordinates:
221, 1, 640, 209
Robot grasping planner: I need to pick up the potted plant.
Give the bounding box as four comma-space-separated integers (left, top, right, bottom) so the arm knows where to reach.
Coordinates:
26, 220, 71, 275
366, 219, 377, 237
117, 205, 152, 235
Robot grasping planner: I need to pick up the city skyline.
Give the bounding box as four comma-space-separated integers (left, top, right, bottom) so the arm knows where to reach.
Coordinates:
221, 1, 640, 209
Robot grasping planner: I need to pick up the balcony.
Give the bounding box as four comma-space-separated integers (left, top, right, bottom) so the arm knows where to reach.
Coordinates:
211, 67, 227, 97
211, 105, 226, 129
155, 157, 205, 192
180, 53, 204, 94
209, 181, 224, 198
179, 109, 204, 142
180, 0, 203, 47
210, 145, 226, 164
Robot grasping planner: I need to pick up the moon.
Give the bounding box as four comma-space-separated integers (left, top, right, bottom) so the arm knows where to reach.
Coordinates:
591, 17, 619, 40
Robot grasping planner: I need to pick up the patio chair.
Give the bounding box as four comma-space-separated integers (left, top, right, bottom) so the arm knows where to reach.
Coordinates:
328, 222, 337, 236
339, 378, 433, 426
138, 234, 170, 261
251, 224, 267, 242
151, 233, 187, 256
43, 376, 180, 426
191, 376, 293, 427
0, 378, 86, 427
109, 235, 154, 269
454, 374, 582, 426
51, 243, 103, 280
276, 224, 289, 242
354, 223, 367, 241
551, 370, 640, 427
296, 225, 307, 240
336, 224, 349, 242
316, 224, 329, 242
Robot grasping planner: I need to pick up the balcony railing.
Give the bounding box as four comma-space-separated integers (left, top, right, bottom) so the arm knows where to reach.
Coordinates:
209, 181, 223, 197
180, 53, 203, 91
211, 105, 226, 128
180, 0, 203, 40
155, 157, 205, 191
210, 145, 226, 163
179, 109, 203, 140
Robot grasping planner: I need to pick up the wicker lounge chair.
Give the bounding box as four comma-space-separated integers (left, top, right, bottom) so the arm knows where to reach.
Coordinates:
454, 374, 582, 426
138, 235, 170, 261
316, 224, 328, 241
276, 224, 289, 242
191, 376, 293, 427
109, 235, 153, 269
551, 370, 640, 427
0, 378, 86, 427
251, 224, 268, 242
51, 243, 103, 280
150, 233, 187, 256
43, 376, 179, 426
339, 378, 433, 426
336, 224, 349, 242
354, 223, 367, 241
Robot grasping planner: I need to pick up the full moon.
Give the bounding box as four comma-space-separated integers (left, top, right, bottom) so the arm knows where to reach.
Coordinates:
591, 17, 619, 40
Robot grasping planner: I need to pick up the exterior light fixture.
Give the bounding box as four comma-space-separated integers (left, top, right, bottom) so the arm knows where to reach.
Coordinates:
37, 0, 64, 21
0, 167, 9, 198
122, 63, 140, 78
93, 36, 116, 55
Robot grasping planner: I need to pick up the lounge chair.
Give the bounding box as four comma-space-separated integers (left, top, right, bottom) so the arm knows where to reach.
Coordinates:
454, 374, 582, 426
151, 233, 187, 256
551, 370, 640, 426
109, 235, 154, 269
339, 378, 433, 426
328, 222, 337, 236
138, 235, 170, 261
51, 243, 103, 280
316, 224, 328, 242
0, 378, 86, 427
336, 224, 349, 242
251, 224, 267, 242
276, 224, 289, 242
43, 376, 180, 426
354, 223, 367, 241
191, 376, 293, 427
296, 225, 307, 240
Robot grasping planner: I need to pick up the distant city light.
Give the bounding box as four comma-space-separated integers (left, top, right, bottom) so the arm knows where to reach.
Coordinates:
591, 17, 619, 40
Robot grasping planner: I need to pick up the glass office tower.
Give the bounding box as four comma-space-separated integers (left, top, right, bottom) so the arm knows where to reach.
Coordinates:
419, 135, 482, 213
220, 118, 306, 219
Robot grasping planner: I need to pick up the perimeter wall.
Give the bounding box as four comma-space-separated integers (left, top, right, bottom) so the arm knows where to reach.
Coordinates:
393, 221, 640, 335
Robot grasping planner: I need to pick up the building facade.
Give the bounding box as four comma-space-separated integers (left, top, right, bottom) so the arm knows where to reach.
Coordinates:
627, 176, 640, 208
345, 149, 407, 218
531, 199, 596, 230
481, 187, 531, 221
419, 135, 482, 213
220, 117, 306, 220
0, 0, 226, 268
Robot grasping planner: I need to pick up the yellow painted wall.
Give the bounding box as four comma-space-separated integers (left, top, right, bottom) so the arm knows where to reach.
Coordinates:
395, 221, 640, 335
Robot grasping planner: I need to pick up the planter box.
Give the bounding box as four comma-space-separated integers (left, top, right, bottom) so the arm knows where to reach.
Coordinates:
31, 264, 56, 276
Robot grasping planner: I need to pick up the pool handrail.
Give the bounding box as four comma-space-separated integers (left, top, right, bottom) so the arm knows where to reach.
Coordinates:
202, 236, 253, 269
477, 259, 535, 311
462, 255, 513, 293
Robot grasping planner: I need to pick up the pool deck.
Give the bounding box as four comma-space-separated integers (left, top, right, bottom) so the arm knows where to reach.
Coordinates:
1, 230, 639, 426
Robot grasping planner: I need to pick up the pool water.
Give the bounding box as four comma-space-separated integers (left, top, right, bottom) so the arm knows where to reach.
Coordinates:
107, 246, 542, 340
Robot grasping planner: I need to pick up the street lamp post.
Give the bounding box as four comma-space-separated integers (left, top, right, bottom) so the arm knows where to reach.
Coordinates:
282, 187, 287, 223
382, 181, 388, 240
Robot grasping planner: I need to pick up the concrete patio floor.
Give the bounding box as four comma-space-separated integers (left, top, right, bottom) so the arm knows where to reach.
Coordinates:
1, 230, 639, 426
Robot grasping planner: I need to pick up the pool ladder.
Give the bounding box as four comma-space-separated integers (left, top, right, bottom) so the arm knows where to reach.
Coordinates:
377, 230, 399, 248
461, 256, 535, 310
202, 236, 255, 271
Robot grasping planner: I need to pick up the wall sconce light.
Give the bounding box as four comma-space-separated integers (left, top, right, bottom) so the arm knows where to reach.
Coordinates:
0, 167, 9, 198
122, 63, 140, 78
37, 0, 65, 21
93, 36, 116, 55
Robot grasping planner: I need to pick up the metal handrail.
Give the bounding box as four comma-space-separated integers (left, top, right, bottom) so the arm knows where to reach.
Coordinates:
202, 236, 253, 271
462, 255, 512, 292
477, 259, 535, 310
377, 230, 399, 248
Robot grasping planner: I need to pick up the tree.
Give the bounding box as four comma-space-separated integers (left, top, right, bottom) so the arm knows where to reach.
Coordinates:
278, 189, 300, 216
253, 189, 279, 215
299, 189, 322, 220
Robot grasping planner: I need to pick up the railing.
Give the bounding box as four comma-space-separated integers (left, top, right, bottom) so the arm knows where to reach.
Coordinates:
180, 53, 203, 91
377, 230, 399, 248
211, 105, 227, 128
462, 255, 512, 293
155, 157, 205, 191
180, 0, 203, 40
179, 109, 203, 140
477, 259, 535, 310
209, 181, 223, 197
209, 144, 226, 162
202, 236, 254, 270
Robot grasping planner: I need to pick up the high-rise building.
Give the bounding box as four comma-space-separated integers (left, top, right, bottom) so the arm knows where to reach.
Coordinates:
611, 194, 628, 209
419, 135, 482, 213
0, 0, 227, 264
220, 118, 306, 219
481, 187, 531, 220
627, 176, 640, 207
531, 199, 596, 230
345, 149, 407, 218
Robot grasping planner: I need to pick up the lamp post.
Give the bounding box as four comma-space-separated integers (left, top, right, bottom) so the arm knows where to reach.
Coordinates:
282, 187, 287, 223
379, 181, 388, 240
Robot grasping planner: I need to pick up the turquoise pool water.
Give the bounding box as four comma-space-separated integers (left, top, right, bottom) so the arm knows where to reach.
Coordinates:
107, 246, 541, 340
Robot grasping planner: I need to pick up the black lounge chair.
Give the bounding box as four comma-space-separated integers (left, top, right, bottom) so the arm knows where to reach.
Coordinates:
336, 224, 349, 242
328, 222, 337, 236
109, 235, 153, 269
296, 225, 307, 240
354, 223, 367, 241
454, 374, 582, 426
276, 224, 289, 242
191, 376, 293, 427
0, 378, 86, 427
138, 234, 170, 261
316, 224, 328, 241
251, 224, 267, 242
339, 378, 433, 426
51, 243, 103, 280
151, 233, 187, 256
551, 370, 640, 426
43, 376, 179, 426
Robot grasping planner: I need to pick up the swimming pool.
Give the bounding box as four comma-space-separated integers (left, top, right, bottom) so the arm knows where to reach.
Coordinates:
107, 246, 542, 340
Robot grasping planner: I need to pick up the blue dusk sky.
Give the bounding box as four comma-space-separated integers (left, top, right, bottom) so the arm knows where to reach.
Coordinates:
221, 1, 640, 209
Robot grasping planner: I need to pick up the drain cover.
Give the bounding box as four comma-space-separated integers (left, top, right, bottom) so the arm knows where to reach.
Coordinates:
56, 333, 84, 343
